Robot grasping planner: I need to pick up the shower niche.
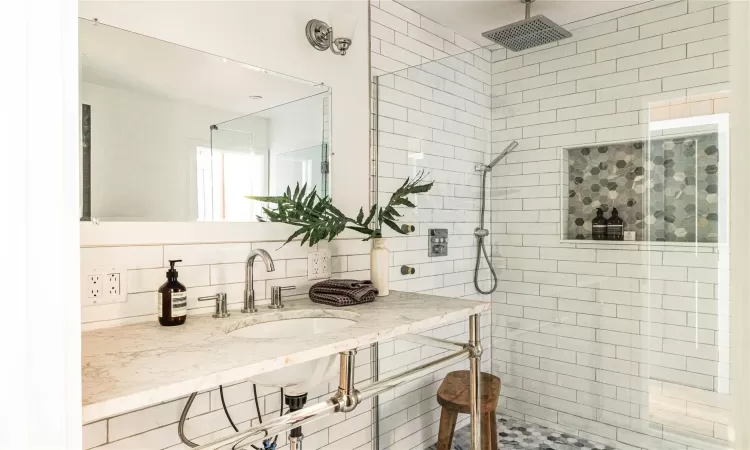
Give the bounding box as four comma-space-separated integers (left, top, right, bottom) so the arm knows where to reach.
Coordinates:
563, 133, 721, 243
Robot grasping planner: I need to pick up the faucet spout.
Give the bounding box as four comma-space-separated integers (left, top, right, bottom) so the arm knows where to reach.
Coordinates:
242, 249, 275, 313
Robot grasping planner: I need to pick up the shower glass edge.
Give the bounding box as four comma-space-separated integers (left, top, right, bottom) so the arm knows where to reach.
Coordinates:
373, 43, 501, 449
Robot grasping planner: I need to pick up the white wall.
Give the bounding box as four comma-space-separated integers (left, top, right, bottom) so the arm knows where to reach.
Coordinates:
488, 1, 733, 449
79, 0, 370, 216
0, 0, 81, 447
82, 81, 269, 221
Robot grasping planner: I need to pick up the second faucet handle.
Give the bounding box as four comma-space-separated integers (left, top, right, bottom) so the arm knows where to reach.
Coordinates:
270, 286, 295, 309
199, 292, 230, 318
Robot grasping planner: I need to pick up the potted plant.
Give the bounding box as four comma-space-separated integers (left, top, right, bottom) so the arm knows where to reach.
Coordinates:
247, 171, 433, 295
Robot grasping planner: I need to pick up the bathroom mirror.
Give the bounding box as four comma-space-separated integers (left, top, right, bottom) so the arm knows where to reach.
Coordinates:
79, 18, 330, 222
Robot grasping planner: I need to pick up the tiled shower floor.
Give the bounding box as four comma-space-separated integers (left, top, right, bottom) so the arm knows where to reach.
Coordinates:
429, 414, 616, 450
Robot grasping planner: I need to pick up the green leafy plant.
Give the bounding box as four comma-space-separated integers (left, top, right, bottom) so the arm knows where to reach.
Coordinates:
247, 171, 433, 247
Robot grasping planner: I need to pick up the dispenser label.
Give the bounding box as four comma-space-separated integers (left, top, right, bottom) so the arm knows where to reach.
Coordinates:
158, 292, 187, 318
172, 292, 188, 317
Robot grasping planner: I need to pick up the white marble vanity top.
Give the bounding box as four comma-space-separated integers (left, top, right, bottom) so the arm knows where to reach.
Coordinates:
81, 291, 489, 423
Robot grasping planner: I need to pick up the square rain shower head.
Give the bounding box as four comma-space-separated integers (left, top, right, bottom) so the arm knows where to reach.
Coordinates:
482, 15, 572, 52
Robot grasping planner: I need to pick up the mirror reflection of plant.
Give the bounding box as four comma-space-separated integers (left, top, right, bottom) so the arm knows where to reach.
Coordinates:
247, 170, 433, 247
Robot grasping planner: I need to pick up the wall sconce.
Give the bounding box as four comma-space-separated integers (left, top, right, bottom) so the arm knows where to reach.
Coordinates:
305, 19, 352, 56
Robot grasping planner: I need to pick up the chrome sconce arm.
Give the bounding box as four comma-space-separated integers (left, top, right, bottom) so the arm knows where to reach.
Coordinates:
305, 19, 352, 56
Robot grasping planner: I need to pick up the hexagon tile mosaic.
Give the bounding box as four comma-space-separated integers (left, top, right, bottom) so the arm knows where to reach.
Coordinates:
565, 133, 719, 242
428, 414, 615, 450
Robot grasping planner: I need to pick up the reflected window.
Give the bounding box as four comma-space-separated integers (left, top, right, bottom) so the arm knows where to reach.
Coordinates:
196, 146, 267, 221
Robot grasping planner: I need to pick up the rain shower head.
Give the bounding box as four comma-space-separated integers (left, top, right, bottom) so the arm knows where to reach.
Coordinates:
482, 0, 571, 52
486, 141, 519, 170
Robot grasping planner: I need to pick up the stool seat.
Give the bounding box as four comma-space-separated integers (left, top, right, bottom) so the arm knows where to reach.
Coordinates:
437, 370, 501, 414
435, 370, 501, 450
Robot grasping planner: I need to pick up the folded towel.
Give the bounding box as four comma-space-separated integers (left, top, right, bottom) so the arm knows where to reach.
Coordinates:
309, 279, 379, 307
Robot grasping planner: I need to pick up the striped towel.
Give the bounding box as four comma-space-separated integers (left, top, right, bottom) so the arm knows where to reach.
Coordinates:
309, 279, 379, 307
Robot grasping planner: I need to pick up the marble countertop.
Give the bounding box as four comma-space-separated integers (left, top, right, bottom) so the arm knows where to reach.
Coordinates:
81, 291, 489, 423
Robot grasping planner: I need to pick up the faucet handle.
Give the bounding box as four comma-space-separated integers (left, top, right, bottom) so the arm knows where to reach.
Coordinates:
270, 286, 295, 309
198, 292, 230, 318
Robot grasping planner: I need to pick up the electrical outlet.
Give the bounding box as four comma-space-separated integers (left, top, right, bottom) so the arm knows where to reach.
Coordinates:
308, 250, 331, 280
82, 266, 127, 306
87, 275, 101, 298
106, 273, 121, 296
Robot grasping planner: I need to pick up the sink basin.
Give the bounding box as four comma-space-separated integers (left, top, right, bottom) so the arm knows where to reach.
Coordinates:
228, 316, 357, 395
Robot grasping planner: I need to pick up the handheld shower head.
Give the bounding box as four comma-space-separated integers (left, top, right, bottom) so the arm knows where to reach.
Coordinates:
486, 141, 519, 170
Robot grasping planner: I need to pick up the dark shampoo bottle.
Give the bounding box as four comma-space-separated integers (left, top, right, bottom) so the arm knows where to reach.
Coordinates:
158, 259, 187, 326
592, 208, 608, 240
607, 208, 624, 241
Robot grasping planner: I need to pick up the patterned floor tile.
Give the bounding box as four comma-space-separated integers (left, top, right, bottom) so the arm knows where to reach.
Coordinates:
428, 414, 615, 450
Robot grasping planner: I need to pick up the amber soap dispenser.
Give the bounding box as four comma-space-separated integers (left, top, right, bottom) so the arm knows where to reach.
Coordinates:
158, 259, 187, 326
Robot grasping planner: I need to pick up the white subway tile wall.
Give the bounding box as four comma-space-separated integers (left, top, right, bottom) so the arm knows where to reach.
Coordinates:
489, 1, 731, 449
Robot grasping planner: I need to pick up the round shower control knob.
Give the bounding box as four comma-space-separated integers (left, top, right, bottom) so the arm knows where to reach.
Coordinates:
400, 265, 416, 275
432, 238, 439, 243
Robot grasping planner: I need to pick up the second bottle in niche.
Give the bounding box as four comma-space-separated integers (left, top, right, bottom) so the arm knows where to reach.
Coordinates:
607, 208, 624, 241
592, 208, 607, 240
591, 207, 625, 241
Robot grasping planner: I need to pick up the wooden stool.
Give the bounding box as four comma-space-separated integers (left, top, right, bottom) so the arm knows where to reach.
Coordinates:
436, 370, 501, 450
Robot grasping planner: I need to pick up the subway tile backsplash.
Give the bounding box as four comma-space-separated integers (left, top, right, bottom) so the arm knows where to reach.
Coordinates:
80, 239, 368, 327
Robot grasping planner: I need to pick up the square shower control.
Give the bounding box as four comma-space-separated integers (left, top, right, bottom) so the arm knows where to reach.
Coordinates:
428, 229, 449, 257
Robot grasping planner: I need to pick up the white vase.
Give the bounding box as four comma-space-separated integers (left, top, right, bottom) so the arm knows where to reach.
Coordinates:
370, 238, 389, 296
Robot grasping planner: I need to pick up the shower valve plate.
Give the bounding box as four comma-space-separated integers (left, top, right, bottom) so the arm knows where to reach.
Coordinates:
428, 229, 449, 257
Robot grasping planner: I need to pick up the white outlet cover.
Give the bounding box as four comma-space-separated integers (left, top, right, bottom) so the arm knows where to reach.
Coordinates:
307, 249, 331, 281
320, 250, 330, 277
82, 265, 127, 306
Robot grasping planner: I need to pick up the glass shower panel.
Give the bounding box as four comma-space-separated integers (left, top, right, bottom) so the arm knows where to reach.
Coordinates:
637, 113, 732, 450
374, 44, 495, 449
484, 5, 736, 450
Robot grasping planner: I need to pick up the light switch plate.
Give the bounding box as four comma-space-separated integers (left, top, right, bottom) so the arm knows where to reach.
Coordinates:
82, 266, 127, 306
308, 250, 331, 280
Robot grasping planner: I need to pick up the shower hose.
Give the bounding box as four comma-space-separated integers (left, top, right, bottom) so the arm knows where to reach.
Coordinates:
474, 169, 498, 295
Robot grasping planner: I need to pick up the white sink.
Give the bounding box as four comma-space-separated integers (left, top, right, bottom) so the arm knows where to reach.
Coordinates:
228, 316, 357, 395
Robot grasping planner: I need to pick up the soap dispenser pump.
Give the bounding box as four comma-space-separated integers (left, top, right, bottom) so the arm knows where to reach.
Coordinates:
158, 259, 187, 326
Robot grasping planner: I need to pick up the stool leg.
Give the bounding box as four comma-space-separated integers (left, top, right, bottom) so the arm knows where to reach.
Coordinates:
481, 411, 497, 450
437, 408, 458, 450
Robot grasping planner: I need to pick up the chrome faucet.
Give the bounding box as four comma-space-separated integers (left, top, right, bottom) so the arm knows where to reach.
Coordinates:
242, 249, 275, 313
